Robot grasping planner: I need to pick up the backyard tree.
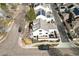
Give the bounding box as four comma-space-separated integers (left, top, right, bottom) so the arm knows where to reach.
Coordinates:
0, 3, 7, 10
25, 6, 36, 30
25, 6, 36, 22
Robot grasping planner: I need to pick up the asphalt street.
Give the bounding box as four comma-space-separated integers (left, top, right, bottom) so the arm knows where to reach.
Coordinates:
0, 4, 49, 56
50, 4, 69, 42
48, 48, 79, 56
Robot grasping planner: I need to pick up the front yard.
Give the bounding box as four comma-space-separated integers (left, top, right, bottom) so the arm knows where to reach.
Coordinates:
22, 37, 32, 45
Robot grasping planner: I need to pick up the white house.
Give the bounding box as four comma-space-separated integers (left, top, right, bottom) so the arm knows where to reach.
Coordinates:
34, 4, 55, 22
30, 4, 60, 42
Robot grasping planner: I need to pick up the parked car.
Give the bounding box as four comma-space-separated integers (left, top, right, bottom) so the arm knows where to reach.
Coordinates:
18, 27, 22, 32
6, 15, 11, 18
38, 44, 49, 50
68, 4, 74, 9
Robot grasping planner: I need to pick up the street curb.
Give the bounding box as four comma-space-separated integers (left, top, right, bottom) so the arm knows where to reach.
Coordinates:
68, 38, 79, 48
0, 33, 8, 43
18, 36, 38, 49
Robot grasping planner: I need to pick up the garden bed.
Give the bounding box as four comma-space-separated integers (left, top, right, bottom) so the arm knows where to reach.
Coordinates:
22, 37, 32, 45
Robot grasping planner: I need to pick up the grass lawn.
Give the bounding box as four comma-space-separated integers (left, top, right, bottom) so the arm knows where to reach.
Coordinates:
0, 3, 7, 10
2, 19, 13, 27
25, 6, 36, 22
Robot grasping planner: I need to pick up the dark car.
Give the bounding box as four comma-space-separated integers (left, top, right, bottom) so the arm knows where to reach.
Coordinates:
38, 44, 49, 50
18, 27, 22, 32
68, 4, 74, 8
6, 16, 10, 18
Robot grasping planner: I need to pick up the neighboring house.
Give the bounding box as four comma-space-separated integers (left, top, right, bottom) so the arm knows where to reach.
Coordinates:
64, 4, 79, 18
57, 3, 77, 13
0, 9, 6, 18
72, 7, 79, 18
0, 9, 12, 32
30, 4, 60, 42
71, 18, 79, 38
62, 4, 79, 44
0, 10, 6, 32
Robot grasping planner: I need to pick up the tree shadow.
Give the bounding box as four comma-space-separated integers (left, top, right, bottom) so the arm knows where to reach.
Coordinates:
48, 48, 63, 56
70, 48, 79, 56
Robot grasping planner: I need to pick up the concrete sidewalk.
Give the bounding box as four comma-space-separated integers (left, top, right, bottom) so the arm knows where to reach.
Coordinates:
18, 36, 60, 48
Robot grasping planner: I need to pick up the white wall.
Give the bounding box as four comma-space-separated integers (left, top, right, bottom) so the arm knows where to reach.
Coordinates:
32, 28, 48, 36
34, 4, 55, 22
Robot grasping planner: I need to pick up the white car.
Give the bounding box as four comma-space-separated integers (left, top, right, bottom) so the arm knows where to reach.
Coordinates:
59, 6, 66, 13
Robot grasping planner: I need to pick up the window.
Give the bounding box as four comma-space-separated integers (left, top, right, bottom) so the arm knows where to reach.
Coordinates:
39, 33, 42, 35
47, 15, 50, 18
51, 32, 53, 33
49, 34, 54, 38
51, 19, 54, 23
34, 36, 36, 37
43, 35, 47, 37
41, 10, 45, 16
47, 21, 50, 23
37, 11, 41, 16
47, 11, 52, 18
47, 11, 51, 14
39, 30, 42, 32
37, 9, 45, 16
61, 6, 65, 9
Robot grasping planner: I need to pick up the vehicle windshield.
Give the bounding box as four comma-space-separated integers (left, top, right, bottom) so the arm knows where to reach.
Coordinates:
68, 5, 74, 8
61, 6, 65, 9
